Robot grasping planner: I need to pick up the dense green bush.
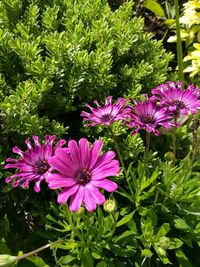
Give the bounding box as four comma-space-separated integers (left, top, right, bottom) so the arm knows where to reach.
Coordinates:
0, 0, 172, 138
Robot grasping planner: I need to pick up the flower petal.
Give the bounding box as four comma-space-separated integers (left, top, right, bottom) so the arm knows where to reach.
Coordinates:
92, 179, 118, 192
46, 173, 77, 189
69, 185, 85, 212
83, 187, 97, 211
57, 185, 79, 204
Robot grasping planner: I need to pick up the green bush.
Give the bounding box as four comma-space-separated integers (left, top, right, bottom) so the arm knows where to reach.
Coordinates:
0, 0, 172, 139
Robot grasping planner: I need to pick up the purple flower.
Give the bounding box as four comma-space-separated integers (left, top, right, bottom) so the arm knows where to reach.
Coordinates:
128, 100, 174, 135
151, 82, 200, 115
4, 135, 66, 192
80, 96, 127, 126
46, 138, 119, 212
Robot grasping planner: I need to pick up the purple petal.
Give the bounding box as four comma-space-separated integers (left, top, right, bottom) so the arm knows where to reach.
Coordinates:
46, 173, 77, 189
69, 185, 85, 212
86, 184, 105, 205
92, 179, 118, 192
89, 140, 103, 169
79, 138, 90, 169
83, 187, 97, 211
57, 185, 79, 204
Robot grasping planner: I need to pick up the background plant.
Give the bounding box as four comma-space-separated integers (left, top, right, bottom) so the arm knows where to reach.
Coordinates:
168, 0, 200, 85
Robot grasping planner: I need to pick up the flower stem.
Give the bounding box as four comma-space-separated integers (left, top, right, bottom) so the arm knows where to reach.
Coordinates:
191, 130, 200, 165
172, 127, 176, 166
16, 239, 64, 261
108, 127, 134, 197
109, 127, 127, 176
174, 0, 184, 83
144, 132, 151, 168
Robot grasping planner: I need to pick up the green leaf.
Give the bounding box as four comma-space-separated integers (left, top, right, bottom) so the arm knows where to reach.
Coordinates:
96, 261, 107, 267
155, 223, 170, 240
81, 248, 94, 267
174, 218, 191, 230
167, 238, 183, 250
176, 249, 192, 267
25, 256, 50, 267
143, 0, 165, 17
141, 249, 153, 257
109, 245, 135, 257
116, 212, 135, 227
91, 251, 101, 259
59, 255, 76, 264
115, 230, 135, 243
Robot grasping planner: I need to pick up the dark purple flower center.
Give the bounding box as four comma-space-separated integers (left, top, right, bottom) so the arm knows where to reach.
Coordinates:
35, 160, 49, 174
141, 115, 155, 124
173, 100, 185, 109
78, 169, 91, 185
101, 114, 112, 122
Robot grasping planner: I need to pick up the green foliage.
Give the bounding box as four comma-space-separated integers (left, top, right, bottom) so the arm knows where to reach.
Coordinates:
168, 0, 200, 85
0, 0, 172, 139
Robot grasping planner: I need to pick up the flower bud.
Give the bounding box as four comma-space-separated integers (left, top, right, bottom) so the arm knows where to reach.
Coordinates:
103, 199, 116, 213
0, 254, 17, 267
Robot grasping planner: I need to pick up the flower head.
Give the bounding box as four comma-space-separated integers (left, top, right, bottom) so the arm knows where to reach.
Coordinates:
151, 82, 200, 115
0, 254, 17, 267
128, 100, 174, 135
80, 96, 127, 126
46, 138, 119, 212
4, 135, 66, 192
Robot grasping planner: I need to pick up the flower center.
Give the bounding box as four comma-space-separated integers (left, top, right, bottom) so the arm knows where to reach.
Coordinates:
101, 114, 112, 122
35, 160, 49, 174
141, 115, 155, 124
77, 169, 91, 185
173, 100, 185, 109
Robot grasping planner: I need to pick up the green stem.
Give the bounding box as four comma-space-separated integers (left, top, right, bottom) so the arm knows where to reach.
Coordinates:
174, 0, 184, 83
109, 127, 134, 197
172, 127, 176, 166
109, 127, 127, 176
16, 239, 64, 261
191, 132, 200, 165
144, 132, 151, 168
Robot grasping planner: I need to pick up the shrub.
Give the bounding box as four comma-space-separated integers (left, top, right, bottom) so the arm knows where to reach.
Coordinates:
0, 0, 172, 139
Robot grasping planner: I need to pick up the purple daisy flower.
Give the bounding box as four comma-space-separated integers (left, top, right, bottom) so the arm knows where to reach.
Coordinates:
80, 96, 127, 126
46, 138, 119, 212
128, 100, 174, 135
4, 135, 66, 192
151, 82, 200, 115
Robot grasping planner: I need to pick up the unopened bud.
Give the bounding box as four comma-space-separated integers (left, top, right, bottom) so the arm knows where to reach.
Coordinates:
0, 254, 17, 267
103, 199, 116, 213
75, 206, 85, 215
164, 152, 174, 162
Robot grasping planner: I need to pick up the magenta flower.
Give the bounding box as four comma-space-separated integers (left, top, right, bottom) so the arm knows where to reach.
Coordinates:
128, 100, 174, 135
80, 96, 127, 126
46, 138, 119, 212
4, 135, 66, 192
151, 82, 200, 115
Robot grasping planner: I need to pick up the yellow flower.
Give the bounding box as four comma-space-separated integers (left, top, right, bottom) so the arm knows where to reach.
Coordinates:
0, 255, 17, 267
